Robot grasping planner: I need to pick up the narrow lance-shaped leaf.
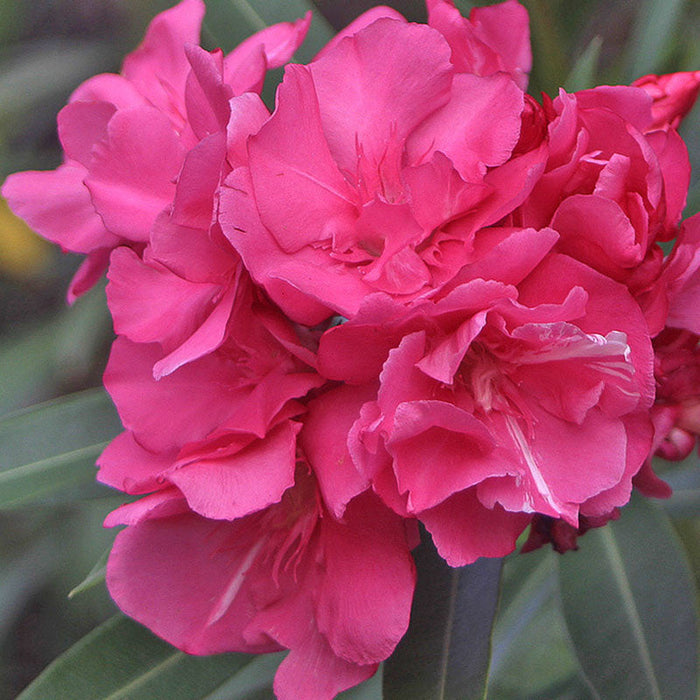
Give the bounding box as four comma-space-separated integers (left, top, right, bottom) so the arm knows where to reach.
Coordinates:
0, 389, 120, 508
488, 547, 597, 699
623, 0, 687, 79
558, 494, 699, 700
659, 456, 700, 519
200, 653, 283, 700
383, 529, 503, 700
68, 546, 110, 599
18, 615, 277, 700
564, 35, 603, 92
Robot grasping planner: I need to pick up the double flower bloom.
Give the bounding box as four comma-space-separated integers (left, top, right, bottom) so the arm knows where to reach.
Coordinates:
4, 1, 700, 697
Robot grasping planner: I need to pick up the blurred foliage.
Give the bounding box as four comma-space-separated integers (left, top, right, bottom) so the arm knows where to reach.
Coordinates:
0, 0, 698, 698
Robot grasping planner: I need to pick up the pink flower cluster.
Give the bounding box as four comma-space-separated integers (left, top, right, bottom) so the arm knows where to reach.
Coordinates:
4, 0, 700, 697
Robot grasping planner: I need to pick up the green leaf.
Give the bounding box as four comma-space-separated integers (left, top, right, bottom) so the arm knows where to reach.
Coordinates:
0, 442, 108, 508
0, 281, 112, 416
0, 536, 59, 642
488, 548, 596, 699
0, 389, 120, 508
558, 494, 699, 700
623, 0, 687, 79
338, 667, 382, 699
564, 35, 602, 92
0, 319, 62, 416
200, 652, 282, 700
18, 615, 272, 700
383, 530, 502, 700
660, 457, 700, 519
0, 39, 113, 125
68, 547, 110, 599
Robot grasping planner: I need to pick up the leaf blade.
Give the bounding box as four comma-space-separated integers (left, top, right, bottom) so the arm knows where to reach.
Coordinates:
18, 615, 267, 700
0, 389, 120, 508
0, 442, 109, 508
383, 531, 502, 700
558, 495, 699, 700
564, 35, 603, 92
623, 0, 688, 79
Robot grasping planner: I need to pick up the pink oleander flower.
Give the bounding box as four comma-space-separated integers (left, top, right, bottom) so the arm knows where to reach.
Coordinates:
104, 56, 280, 375
220, 7, 546, 325
317, 251, 655, 565
4, 0, 700, 696
1, 0, 308, 301
652, 329, 700, 461
512, 84, 693, 335
633, 70, 700, 130
99, 272, 324, 519
663, 213, 700, 336
105, 469, 416, 700
640, 215, 700, 464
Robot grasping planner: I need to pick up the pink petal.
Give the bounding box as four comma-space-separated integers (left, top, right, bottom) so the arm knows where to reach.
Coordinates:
517, 404, 629, 505
168, 421, 299, 520
646, 127, 691, 235
104, 489, 188, 527
318, 296, 405, 384
443, 226, 559, 293
56, 101, 116, 167
388, 400, 507, 512
518, 253, 655, 409
153, 281, 236, 378
220, 168, 360, 324
316, 493, 415, 665
633, 70, 700, 129
218, 369, 324, 439
406, 73, 523, 181
106, 246, 220, 349
67, 248, 111, 302
69, 73, 146, 109
467, 0, 532, 85
184, 45, 231, 141
420, 489, 529, 566
403, 152, 489, 232
171, 131, 227, 230
225, 13, 312, 94
224, 44, 267, 97
2, 165, 119, 253
414, 311, 489, 384
226, 92, 270, 168
666, 214, 700, 334
247, 64, 357, 253
427, 0, 531, 89
582, 411, 654, 514
103, 337, 242, 452
85, 107, 186, 241
551, 194, 643, 276
274, 631, 376, 700
107, 511, 280, 655
300, 384, 375, 517
97, 431, 175, 494
574, 85, 653, 133
149, 212, 235, 283
122, 0, 205, 120
309, 19, 453, 177
313, 6, 406, 61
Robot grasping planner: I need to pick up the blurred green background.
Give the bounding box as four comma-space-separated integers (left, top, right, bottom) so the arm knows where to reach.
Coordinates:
0, 1, 698, 698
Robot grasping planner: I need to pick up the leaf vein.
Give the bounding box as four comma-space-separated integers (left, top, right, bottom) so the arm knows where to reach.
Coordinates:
600, 527, 662, 700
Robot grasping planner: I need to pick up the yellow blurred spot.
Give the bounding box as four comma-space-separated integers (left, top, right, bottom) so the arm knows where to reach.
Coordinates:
0, 193, 51, 278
